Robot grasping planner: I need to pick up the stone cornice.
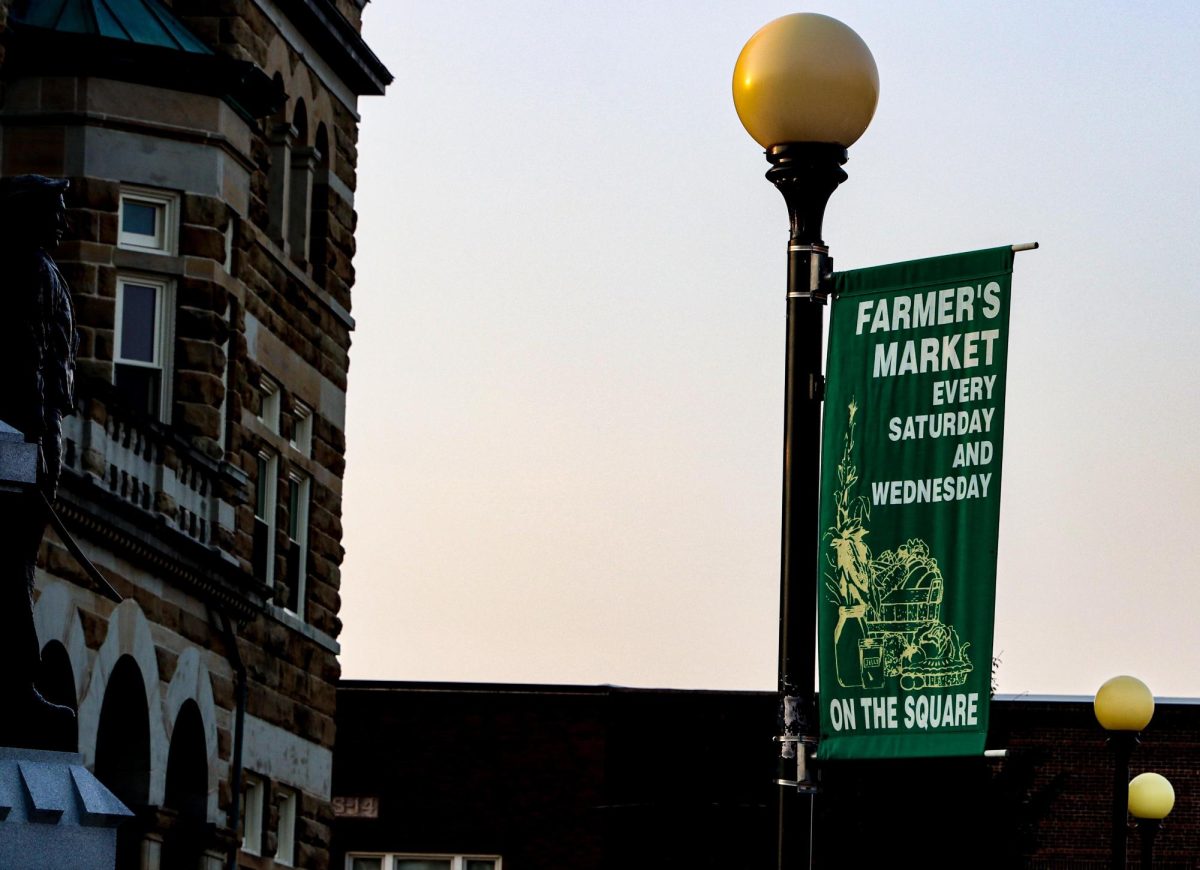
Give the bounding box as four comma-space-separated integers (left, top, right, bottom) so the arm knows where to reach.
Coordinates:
267, 0, 392, 97
56, 470, 266, 621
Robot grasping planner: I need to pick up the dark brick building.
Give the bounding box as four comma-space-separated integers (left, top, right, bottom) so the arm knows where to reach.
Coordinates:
0, 1, 389, 867
333, 684, 1198, 870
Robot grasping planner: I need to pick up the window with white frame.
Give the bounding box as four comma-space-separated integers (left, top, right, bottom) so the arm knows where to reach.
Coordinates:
114, 275, 174, 419
282, 473, 309, 617
276, 787, 297, 866
259, 376, 281, 433
346, 856, 499, 870
253, 453, 278, 586
290, 401, 313, 456
242, 773, 265, 855
118, 187, 177, 254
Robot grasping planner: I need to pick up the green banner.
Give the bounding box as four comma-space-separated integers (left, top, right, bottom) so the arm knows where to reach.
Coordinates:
817, 247, 1014, 760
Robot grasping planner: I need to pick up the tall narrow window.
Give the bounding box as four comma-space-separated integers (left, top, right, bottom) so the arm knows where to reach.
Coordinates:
310, 123, 331, 285
242, 774, 265, 855
114, 275, 173, 419
253, 453, 278, 586
266, 74, 293, 251
290, 401, 312, 457
287, 100, 313, 264
275, 787, 297, 866
259, 376, 280, 433
283, 473, 309, 617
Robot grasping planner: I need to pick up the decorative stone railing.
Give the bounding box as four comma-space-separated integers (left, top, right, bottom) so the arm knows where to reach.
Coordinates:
60, 402, 237, 551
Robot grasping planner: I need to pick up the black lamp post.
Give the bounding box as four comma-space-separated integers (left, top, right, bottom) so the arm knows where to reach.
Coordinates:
1094, 675, 1156, 869
732, 13, 879, 869
1129, 772, 1175, 869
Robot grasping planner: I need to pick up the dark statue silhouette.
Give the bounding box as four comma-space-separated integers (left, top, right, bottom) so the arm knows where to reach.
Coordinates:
0, 174, 79, 749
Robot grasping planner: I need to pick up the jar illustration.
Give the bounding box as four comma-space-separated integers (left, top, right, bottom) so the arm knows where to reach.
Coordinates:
834, 604, 868, 688
859, 637, 884, 689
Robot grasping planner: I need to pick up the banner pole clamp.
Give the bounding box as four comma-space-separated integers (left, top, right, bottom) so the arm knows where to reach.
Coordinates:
774, 734, 819, 793
787, 243, 833, 302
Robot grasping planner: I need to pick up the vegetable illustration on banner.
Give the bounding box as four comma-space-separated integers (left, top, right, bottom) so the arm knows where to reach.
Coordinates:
818, 247, 1017, 760
826, 399, 973, 695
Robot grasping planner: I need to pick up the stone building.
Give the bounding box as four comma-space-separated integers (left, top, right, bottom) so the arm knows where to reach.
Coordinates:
0, 1, 389, 867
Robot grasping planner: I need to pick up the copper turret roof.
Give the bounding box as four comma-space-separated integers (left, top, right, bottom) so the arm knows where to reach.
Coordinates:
10, 0, 211, 55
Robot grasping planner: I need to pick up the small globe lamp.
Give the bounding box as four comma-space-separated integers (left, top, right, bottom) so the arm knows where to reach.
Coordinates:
1128, 772, 1175, 868
732, 12, 878, 869
1095, 675, 1155, 869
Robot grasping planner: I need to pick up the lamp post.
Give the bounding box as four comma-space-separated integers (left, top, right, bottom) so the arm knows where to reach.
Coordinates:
1094, 675, 1155, 869
1128, 772, 1175, 869
732, 13, 878, 869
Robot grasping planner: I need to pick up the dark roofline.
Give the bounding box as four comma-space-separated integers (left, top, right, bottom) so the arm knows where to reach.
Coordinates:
993, 693, 1200, 706
283, 0, 392, 96
339, 680, 1200, 706
1, 26, 282, 121
338, 678, 772, 700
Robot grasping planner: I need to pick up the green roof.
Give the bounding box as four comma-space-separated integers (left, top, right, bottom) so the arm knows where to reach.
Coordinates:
11, 0, 213, 55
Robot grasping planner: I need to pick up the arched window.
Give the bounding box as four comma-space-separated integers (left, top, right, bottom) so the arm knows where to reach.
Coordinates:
36, 640, 78, 751
287, 99, 316, 265
267, 73, 293, 249
95, 655, 151, 868
163, 700, 209, 868
310, 122, 331, 286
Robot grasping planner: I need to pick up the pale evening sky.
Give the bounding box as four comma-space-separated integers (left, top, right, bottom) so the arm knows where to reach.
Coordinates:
338, 1, 1200, 698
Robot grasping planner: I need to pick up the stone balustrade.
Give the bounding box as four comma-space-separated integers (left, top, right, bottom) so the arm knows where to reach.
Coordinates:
60, 401, 235, 550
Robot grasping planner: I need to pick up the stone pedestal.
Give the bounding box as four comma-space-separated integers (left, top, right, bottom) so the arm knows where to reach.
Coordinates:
0, 747, 131, 869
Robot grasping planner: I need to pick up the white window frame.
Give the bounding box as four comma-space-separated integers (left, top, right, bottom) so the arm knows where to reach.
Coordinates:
113, 274, 175, 420
276, 786, 298, 866
259, 376, 281, 433
255, 452, 278, 587
118, 186, 178, 255
242, 773, 265, 856
346, 855, 501, 870
290, 401, 313, 456
285, 472, 310, 620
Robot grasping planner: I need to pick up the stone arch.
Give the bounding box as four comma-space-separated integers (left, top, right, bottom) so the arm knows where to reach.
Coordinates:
262, 34, 335, 168
311, 120, 332, 284
309, 86, 337, 177
292, 97, 309, 146
162, 699, 210, 867
285, 64, 316, 147
164, 646, 219, 820
78, 597, 168, 805
264, 34, 293, 110
32, 579, 89, 703
95, 654, 153, 870
95, 655, 152, 805
36, 640, 79, 751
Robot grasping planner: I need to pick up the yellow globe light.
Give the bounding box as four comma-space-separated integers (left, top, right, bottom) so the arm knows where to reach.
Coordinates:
1094, 675, 1155, 732
1128, 772, 1175, 819
733, 13, 879, 149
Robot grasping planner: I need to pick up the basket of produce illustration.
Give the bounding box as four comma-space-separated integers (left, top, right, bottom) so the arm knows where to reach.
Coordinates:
825, 400, 972, 692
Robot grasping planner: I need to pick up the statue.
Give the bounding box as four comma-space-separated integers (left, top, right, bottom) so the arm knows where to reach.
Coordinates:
0, 175, 79, 749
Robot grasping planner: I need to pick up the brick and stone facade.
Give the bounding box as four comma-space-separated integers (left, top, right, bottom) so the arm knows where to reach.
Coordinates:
0, 1, 389, 867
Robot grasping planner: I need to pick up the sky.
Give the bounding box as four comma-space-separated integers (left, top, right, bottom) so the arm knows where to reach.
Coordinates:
338, 1, 1200, 699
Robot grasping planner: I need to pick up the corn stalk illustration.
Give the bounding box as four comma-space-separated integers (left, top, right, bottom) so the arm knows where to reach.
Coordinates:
824, 400, 972, 691
825, 399, 872, 610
